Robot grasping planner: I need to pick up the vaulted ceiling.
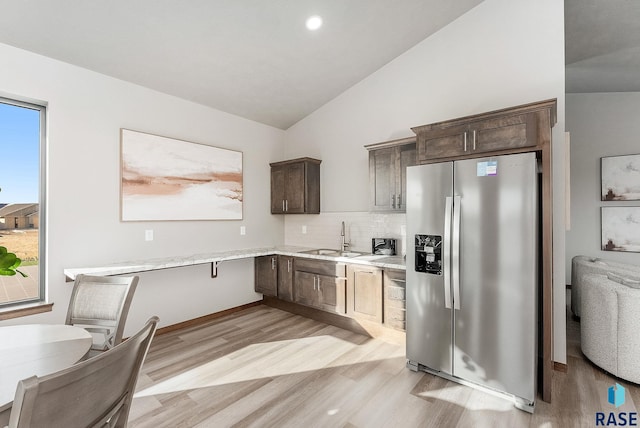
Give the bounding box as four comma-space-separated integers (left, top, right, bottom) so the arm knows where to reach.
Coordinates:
0, 1, 637, 129
565, 0, 640, 93
0, 0, 482, 129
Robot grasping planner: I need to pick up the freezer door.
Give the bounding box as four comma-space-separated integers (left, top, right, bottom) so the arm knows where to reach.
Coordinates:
452, 153, 538, 403
406, 162, 454, 375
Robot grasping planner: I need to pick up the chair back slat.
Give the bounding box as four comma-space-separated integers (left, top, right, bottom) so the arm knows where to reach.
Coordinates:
65, 274, 138, 352
8, 316, 159, 428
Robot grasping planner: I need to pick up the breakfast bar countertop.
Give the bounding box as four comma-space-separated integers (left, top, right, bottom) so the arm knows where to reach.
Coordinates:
63, 246, 406, 281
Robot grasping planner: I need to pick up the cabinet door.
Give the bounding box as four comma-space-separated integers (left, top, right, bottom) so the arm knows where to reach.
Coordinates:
271, 166, 286, 214
255, 256, 278, 297
469, 113, 537, 154
317, 274, 346, 314
284, 162, 306, 213
417, 123, 468, 162
383, 269, 406, 331
277, 255, 294, 302
294, 271, 320, 308
347, 265, 383, 322
369, 147, 396, 212
396, 144, 416, 212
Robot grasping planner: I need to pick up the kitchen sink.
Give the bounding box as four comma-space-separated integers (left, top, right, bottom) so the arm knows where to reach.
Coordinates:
300, 249, 367, 258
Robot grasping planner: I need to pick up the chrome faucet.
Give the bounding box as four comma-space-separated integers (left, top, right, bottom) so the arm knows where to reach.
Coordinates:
341, 221, 350, 251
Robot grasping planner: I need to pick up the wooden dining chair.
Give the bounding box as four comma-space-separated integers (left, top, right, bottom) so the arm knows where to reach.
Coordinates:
65, 274, 139, 357
6, 316, 159, 428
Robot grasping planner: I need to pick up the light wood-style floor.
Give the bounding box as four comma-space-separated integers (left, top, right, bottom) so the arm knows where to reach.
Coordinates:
128, 295, 639, 427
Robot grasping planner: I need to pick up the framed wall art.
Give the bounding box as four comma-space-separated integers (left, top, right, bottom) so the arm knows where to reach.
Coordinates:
601, 206, 640, 253
120, 129, 243, 221
601, 153, 640, 201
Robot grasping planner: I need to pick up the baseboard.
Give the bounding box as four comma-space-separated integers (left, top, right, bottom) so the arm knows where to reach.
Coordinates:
154, 300, 263, 336
553, 361, 568, 373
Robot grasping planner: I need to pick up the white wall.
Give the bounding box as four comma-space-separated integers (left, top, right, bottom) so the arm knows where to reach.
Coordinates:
284, 0, 567, 362
0, 42, 286, 334
566, 93, 640, 278
0, 0, 568, 362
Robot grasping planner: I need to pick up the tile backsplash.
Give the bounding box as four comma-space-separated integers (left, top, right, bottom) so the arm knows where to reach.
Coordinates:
284, 211, 407, 257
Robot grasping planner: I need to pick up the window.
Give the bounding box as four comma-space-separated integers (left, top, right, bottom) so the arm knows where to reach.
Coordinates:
0, 97, 46, 307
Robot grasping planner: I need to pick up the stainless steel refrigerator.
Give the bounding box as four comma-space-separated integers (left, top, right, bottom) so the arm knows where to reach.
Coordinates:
406, 152, 538, 412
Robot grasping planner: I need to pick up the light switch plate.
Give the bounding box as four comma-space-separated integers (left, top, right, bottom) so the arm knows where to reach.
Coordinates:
302, 225, 307, 234
240, 226, 246, 235
145, 230, 154, 241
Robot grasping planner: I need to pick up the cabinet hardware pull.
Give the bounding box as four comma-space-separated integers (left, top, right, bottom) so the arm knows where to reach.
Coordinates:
287, 259, 291, 272
271, 258, 276, 270
397, 194, 402, 208
285, 200, 288, 211
282, 200, 285, 211
473, 129, 477, 150
391, 195, 396, 209
464, 131, 467, 151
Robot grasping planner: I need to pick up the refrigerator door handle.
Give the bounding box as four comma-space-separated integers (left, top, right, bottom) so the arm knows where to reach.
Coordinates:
444, 196, 453, 309
452, 195, 461, 310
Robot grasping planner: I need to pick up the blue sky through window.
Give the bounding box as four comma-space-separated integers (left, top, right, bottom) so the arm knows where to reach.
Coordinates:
0, 102, 40, 204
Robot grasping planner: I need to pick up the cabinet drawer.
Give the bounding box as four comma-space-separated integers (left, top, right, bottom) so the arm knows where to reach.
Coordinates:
294, 258, 346, 277
386, 307, 406, 322
385, 305, 406, 331
385, 284, 406, 301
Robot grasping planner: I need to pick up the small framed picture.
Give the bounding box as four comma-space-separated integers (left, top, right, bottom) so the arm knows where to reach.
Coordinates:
601, 206, 640, 253
601, 154, 640, 201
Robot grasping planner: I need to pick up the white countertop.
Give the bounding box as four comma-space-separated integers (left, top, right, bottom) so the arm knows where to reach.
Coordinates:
63, 246, 406, 280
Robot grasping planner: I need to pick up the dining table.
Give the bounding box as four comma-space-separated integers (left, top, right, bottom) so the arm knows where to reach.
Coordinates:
0, 324, 92, 424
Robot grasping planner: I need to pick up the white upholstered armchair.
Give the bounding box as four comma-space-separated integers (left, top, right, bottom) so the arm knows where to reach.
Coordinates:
571, 255, 640, 318
581, 272, 640, 383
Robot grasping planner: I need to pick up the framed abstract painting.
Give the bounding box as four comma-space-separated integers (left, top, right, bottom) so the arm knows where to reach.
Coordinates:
601, 154, 640, 201
120, 129, 243, 221
601, 206, 640, 253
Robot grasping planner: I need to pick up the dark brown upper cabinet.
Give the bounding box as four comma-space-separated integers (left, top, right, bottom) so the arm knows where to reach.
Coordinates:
411, 103, 552, 164
270, 158, 321, 214
365, 137, 416, 213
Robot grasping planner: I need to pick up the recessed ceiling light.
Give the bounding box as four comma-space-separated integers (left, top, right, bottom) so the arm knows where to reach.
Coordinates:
306, 15, 323, 31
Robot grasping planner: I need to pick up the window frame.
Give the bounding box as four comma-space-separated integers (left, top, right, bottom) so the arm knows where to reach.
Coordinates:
0, 95, 47, 309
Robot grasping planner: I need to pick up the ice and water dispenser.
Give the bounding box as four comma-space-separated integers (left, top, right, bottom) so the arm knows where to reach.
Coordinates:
414, 234, 442, 275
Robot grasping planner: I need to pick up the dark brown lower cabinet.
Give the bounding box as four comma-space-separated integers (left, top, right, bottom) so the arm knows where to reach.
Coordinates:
277, 255, 294, 302
255, 255, 406, 332
254, 255, 278, 297
346, 264, 383, 323
293, 271, 318, 307
293, 258, 346, 314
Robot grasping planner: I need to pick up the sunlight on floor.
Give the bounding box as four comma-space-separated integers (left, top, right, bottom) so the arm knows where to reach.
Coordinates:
416, 383, 514, 412
135, 334, 405, 398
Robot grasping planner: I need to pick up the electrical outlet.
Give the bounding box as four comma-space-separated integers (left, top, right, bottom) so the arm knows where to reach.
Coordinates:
240, 226, 246, 235
302, 225, 307, 234
145, 230, 154, 241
